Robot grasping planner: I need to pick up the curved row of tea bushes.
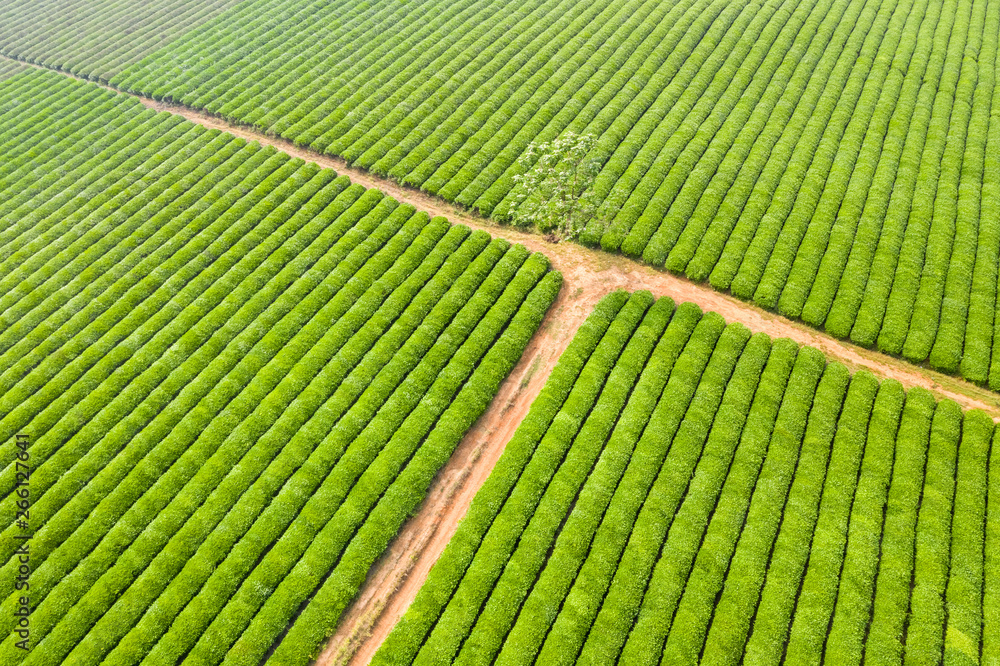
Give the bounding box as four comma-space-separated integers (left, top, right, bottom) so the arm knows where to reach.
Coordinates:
375, 291, 1000, 664
0, 69, 559, 666
0, 0, 242, 80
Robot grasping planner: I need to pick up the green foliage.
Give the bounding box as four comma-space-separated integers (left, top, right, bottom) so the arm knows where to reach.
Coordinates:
783, 370, 879, 664
944, 410, 992, 665
823, 379, 906, 665
904, 400, 961, 663
373, 290, 630, 666
737, 362, 850, 664
3, 0, 1000, 659
87, 0, 1000, 388
985, 427, 1000, 665
0, 0, 241, 80
864, 387, 936, 664
495, 132, 608, 241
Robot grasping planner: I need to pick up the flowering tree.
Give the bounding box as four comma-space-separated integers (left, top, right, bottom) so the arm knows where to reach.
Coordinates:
498, 132, 609, 241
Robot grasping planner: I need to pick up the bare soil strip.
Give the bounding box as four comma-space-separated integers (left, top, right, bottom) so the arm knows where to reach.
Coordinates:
136, 98, 1000, 419
321, 282, 599, 666
9, 55, 1000, 665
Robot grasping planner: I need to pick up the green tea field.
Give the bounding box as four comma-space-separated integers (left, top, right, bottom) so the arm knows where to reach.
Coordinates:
377, 292, 999, 665
0, 67, 557, 665
100, 0, 1000, 386
1, 0, 999, 663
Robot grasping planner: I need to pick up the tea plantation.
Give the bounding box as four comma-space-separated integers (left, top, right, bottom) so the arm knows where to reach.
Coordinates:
377, 291, 999, 665
1, 0, 999, 662
0, 68, 558, 665
92, 0, 1000, 386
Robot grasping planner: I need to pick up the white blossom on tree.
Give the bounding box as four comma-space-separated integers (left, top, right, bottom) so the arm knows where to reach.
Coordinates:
497, 132, 610, 241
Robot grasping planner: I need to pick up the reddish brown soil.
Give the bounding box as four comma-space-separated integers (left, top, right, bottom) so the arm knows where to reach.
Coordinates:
153, 100, 1000, 666
138, 97, 1000, 418
10, 56, 1000, 665
319, 281, 597, 666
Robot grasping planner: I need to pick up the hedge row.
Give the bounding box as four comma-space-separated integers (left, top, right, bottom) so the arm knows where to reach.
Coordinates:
732, 362, 850, 663
0, 0, 242, 80
408, 291, 655, 665
373, 291, 632, 665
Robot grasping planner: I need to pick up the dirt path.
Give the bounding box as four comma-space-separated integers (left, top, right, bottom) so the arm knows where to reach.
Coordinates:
136, 98, 1000, 418
136, 97, 1000, 666
10, 55, 1000, 665
6, 55, 997, 416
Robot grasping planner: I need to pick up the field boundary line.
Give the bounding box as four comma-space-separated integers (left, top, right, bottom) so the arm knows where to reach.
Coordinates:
131, 96, 1000, 420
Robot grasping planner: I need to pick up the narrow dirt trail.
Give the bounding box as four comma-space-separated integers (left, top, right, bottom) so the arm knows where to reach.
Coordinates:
139, 98, 1000, 420
10, 55, 1000, 665
135, 97, 1000, 666
318, 281, 602, 666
